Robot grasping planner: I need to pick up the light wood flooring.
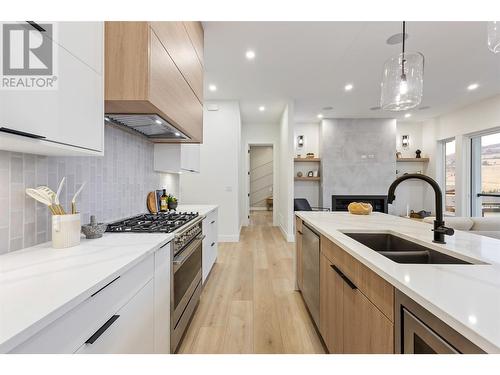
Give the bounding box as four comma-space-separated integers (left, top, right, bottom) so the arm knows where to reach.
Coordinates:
177, 210, 325, 354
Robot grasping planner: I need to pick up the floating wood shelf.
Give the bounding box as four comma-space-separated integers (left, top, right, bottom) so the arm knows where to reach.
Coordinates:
294, 177, 321, 181
396, 158, 430, 163
294, 158, 321, 162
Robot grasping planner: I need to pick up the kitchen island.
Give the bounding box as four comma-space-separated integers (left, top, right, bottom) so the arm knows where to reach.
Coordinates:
295, 211, 500, 354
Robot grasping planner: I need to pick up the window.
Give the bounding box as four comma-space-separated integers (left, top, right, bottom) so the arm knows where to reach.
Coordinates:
471, 131, 500, 217
444, 139, 456, 215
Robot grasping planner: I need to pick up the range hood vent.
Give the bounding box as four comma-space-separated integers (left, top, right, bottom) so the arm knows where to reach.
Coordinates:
105, 114, 189, 140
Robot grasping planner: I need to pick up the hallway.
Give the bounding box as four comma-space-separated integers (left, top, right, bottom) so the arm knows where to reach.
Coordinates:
178, 211, 325, 354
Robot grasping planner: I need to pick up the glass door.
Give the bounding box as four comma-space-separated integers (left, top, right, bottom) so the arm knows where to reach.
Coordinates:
471, 131, 500, 217
444, 139, 456, 215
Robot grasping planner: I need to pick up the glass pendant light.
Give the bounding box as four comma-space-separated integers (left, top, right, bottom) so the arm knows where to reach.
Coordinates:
380, 22, 424, 112
487, 21, 500, 53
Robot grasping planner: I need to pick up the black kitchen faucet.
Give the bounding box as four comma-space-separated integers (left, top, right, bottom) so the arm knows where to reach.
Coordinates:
387, 174, 455, 244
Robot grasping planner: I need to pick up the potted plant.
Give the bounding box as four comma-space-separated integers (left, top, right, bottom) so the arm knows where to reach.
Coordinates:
168, 194, 178, 211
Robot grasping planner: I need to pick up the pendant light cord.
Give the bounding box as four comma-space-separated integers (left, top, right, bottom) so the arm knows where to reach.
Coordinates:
401, 21, 406, 77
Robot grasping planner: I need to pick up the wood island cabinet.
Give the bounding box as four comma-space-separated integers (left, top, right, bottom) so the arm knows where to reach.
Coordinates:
295, 216, 303, 290
319, 235, 394, 354
295, 215, 395, 354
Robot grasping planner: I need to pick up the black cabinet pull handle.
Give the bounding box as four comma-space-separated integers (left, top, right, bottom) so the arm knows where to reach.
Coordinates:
210, 220, 215, 224
91, 276, 120, 297
211, 242, 215, 247
330, 264, 357, 290
85, 315, 120, 344
0, 127, 46, 139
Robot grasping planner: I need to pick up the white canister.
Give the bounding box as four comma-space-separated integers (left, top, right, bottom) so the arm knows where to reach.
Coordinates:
52, 213, 81, 249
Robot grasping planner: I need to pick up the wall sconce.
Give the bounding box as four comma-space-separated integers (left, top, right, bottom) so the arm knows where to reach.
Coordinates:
402, 135, 410, 149
297, 135, 304, 148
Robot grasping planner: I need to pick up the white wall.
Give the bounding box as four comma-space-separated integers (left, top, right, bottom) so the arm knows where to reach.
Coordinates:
391, 121, 432, 216
421, 95, 500, 217
180, 101, 242, 242
240, 122, 280, 225
278, 103, 295, 242
294, 122, 320, 157
294, 122, 321, 207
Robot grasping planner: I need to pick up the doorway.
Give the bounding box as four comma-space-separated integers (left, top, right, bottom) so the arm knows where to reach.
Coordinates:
471, 130, 500, 217
247, 144, 275, 226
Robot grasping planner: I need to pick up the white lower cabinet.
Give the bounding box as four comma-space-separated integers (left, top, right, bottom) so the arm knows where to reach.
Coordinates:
75, 280, 154, 354
10, 243, 172, 354
202, 208, 218, 283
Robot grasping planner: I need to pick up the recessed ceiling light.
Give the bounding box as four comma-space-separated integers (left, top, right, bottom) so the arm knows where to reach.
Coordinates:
386, 32, 409, 45
344, 83, 353, 91
245, 50, 256, 60
259, 106, 265, 111
155, 119, 162, 124
104, 117, 110, 122
317, 114, 324, 119
174, 132, 181, 137
404, 113, 412, 118
208, 84, 217, 92
322, 106, 334, 111
467, 83, 479, 91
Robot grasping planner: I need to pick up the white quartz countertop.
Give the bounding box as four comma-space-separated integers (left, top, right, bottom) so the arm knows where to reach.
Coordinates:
296, 211, 500, 353
0, 232, 174, 353
176, 204, 217, 217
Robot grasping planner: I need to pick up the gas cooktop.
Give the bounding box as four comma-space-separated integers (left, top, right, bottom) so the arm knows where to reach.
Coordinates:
106, 212, 200, 233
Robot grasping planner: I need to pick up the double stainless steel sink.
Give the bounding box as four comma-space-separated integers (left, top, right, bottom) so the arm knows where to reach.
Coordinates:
343, 232, 476, 265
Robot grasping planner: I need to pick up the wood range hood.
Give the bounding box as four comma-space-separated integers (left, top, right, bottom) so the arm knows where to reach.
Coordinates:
104, 21, 204, 143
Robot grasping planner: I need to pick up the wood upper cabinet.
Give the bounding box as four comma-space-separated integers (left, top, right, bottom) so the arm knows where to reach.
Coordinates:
105, 22, 203, 143
183, 22, 204, 67
150, 22, 203, 103
319, 236, 395, 354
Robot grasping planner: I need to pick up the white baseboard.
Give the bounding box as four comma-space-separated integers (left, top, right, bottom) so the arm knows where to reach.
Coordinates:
279, 223, 296, 243
218, 234, 240, 242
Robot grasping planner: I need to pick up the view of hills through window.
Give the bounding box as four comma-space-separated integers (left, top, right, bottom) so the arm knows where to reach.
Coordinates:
481, 132, 500, 217
445, 139, 456, 214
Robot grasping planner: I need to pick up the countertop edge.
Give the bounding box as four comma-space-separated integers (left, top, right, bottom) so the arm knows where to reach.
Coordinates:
0, 236, 172, 353
295, 212, 500, 354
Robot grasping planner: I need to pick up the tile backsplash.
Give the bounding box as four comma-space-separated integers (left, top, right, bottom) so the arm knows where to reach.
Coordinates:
0, 124, 179, 254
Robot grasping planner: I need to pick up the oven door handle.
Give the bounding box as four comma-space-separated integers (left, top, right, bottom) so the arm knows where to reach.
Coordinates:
173, 235, 205, 272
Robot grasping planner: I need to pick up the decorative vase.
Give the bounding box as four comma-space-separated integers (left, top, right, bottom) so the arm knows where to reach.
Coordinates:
168, 201, 178, 211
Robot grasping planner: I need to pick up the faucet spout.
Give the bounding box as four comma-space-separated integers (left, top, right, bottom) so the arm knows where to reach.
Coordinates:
387, 173, 454, 244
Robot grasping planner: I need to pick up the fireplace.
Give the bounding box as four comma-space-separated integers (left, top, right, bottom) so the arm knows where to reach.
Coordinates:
331, 195, 388, 213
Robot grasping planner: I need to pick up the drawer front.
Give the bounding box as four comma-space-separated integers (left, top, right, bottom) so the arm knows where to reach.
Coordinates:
321, 236, 394, 322
75, 279, 155, 354
11, 254, 154, 353
202, 209, 218, 283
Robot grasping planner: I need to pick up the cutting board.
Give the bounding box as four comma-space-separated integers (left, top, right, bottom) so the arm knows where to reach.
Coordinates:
147, 192, 157, 214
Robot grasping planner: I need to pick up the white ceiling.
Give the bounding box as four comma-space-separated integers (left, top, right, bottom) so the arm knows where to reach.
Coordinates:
203, 21, 500, 124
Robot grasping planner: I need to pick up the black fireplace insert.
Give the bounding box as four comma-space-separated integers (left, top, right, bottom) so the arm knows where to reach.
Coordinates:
331, 195, 388, 213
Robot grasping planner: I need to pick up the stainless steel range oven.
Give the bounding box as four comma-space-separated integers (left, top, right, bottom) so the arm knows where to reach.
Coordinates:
170, 216, 205, 353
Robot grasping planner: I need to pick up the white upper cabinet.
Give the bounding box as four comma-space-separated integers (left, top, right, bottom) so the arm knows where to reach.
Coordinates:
0, 22, 103, 156
154, 143, 200, 173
